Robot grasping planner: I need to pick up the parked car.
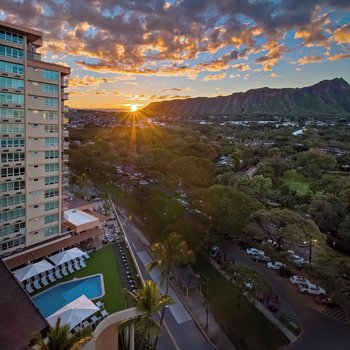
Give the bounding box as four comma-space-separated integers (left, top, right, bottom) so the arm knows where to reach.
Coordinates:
210, 246, 220, 258
315, 295, 337, 307
290, 275, 309, 285
252, 253, 271, 263
279, 266, 293, 278
267, 292, 279, 311
298, 282, 326, 296
246, 248, 264, 256
293, 255, 304, 264
267, 261, 286, 270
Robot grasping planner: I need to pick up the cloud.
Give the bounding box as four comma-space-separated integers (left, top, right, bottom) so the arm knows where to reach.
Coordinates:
203, 72, 226, 81
233, 63, 251, 71
270, 72, 282, 78
333, 24, 350, 44
297, 55, 322, 65
0, 0, 348, 82
327, 53, 350, 61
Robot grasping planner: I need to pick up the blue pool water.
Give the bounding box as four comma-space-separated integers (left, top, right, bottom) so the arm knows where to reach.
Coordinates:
33, 275, 103, 317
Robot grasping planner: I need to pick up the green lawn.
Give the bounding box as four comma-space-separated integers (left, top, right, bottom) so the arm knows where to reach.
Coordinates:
33, 245, 126, 313
194, 255, 289, 350
284, 169, 310, 195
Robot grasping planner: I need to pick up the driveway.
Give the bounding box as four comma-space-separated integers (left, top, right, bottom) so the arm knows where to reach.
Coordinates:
220, 237, 350, 350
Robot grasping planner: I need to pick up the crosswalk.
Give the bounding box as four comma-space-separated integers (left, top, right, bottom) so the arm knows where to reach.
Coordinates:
320, 305, 350, 325
278, 298, 299, 325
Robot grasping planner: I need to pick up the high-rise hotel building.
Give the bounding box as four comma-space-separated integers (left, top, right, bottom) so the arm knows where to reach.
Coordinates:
0, 21, 70, 256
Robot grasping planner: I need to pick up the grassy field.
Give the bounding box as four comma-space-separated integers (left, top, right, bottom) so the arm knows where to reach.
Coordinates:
194, 255, 289, 350
284, 169, 310, 195
32, 245, 126, 313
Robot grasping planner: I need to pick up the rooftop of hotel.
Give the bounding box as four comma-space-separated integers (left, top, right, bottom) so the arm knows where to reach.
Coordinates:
0, 259, 47, 350
64, 208, 99, 226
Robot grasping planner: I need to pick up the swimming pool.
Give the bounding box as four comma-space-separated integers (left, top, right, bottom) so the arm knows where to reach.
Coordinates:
33, 274, 104, 317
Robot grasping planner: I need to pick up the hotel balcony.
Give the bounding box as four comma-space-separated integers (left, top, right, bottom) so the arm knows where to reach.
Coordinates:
62, 166, 69, 175
61, 79, 69, 87
63, 129, 69, 138
63, 141, 69, 150
63, 154, 69, 162
62, 117, 69, 125
62, 106, 69, 112
27, 51, 41, 61
62, 93, 69, 100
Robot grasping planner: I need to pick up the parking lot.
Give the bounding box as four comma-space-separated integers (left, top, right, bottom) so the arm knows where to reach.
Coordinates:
217, 237, 350, 350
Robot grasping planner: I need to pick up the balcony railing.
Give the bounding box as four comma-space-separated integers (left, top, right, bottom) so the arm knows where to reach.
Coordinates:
62, 93, 69, 100
27, 51, 41, 61
63, 154, 69, 162
62, 106, 69, 112
63, 141, 69, 150
61, 79, 69, 87
63, 129, 69, 138
63, 117, 69, 125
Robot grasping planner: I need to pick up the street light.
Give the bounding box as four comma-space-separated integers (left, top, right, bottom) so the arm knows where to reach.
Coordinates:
308, 238, 317, 264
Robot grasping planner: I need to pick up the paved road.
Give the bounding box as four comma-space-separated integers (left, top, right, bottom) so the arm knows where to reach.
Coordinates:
219, 237, 350, 350
116, 208, 215, 350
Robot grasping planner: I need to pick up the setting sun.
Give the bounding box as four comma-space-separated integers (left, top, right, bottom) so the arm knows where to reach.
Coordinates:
130, 104, 138, 112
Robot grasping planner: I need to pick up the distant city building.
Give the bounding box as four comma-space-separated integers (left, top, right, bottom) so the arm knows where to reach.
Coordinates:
0, 21, 70, 257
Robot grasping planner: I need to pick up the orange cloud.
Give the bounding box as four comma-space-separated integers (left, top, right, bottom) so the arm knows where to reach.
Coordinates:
203, 72, 226, 81
333, 24, 350, 44
297, 55, 322, 65
327, 53, 350, 61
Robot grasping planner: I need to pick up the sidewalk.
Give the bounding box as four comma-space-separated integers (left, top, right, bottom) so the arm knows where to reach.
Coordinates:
172, 281, 236, 350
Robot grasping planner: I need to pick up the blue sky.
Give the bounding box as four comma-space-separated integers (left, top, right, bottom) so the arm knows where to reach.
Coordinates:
0, 0, 349, 109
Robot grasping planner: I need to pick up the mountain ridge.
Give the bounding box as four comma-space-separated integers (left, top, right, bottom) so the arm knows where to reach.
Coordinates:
142, 78, 350, 117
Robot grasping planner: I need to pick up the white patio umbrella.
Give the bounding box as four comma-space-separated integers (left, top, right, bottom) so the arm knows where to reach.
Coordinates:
13, 260, 55, 282
47, 295, 99, 329
48, 248, 86, 266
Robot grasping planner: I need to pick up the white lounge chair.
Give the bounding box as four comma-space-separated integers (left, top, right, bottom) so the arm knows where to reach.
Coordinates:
61, 266, 68, 276
67, 264, 74, 274
74, 261, 81, 270
79, 259, 86, 268
84, 252, 90, 259
96, 301, 104, 308
48, 273, 56, 283
33, 280, 41, 290
55, 269, 62, 279
101, 309, 109, 318
25, 283, 34, 294
41, 276, 49, 286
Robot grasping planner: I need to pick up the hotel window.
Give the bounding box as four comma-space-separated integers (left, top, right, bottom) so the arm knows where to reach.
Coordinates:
32, 191, 40, 197
45, 188, 59, 198
44, 125, 58, 133
1, 152, 25, 163
45, 150, 59, 159
44, 176, 59, 185
44, 97, 58, 107
44, 225, 59, 237
0, 92, 24, 104
0, 222, 25, 237
0, 194, 25, 208
0, 60, 24, 74
44, 201, 59, 211
0, 77, 24, 89
0, 31, 23, 44
0, 123, 24, 133
43, 83, 58, 94
45, 163, 59, 172
0, 108, 24, 119
44, 137, 58, 146
43, 69, 59, 80
0, 180, 25, 193
0, 138, 25, 148
44, 111, 58, 120
0, 44, 23, 59
1, 167, 25, 178
0, 208, 25, 221
44, 213, 59, 224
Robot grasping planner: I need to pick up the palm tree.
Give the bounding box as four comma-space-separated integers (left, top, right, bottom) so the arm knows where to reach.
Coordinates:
147, 233, 195, 348
29, 317, 93, 350
128, 280, 174, 349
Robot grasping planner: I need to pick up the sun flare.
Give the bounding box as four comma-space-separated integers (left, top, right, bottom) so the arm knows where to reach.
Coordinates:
130, 104, 138, 112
